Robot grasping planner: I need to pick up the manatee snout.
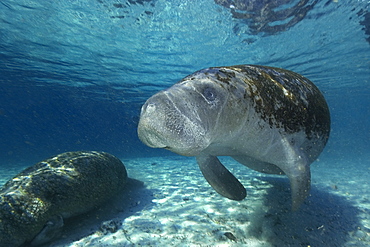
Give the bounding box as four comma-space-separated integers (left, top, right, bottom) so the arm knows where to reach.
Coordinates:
138, 93, 173, 148
138, 91, 209, 156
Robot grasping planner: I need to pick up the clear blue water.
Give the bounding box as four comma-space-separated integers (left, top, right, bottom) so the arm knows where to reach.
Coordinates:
0, 0, 370, 246
1, 0, 369, 165
0, 0, 369, 177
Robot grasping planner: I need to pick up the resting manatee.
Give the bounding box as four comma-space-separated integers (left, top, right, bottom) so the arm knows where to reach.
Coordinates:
138, 65, 330, 210
0, 151, 127, 247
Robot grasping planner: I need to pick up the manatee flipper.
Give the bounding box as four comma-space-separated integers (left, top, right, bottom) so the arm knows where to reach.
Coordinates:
231, 155, 285, 175
31, 215, 64, 246
196, 155, 246, 200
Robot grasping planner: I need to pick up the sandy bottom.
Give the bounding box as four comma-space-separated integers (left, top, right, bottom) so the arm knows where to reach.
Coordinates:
1, 155, 370, 247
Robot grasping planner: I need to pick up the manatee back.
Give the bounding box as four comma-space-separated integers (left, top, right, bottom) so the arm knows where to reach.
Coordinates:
239, 65, 329, 141
197, 65, 330, 162
0, 151, 127, 246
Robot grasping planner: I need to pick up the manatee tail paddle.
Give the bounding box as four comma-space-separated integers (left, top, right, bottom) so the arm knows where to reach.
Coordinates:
288, 164, 311, 211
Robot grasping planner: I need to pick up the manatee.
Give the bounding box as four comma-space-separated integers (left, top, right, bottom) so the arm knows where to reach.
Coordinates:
0, 151, 127, 247
138, 65, 330, 210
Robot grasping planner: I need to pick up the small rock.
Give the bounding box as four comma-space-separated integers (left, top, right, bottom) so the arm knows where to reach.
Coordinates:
100, 220, 121, 234
224, 232, 237, 242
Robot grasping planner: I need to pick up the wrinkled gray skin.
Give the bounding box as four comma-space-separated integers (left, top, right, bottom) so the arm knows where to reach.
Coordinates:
138, 65, 330, 211
0, 151, 127, 247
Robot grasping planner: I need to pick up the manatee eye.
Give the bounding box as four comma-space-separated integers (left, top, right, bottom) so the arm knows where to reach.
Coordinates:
203, 87, 217, 102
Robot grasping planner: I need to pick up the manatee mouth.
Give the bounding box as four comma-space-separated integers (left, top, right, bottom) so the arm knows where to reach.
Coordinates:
138, 89, 209, 156
138, 92, 185, 150
138, 126, 167, 149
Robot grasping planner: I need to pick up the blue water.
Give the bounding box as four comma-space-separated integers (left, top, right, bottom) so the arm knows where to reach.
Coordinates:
0, 0, 369, 160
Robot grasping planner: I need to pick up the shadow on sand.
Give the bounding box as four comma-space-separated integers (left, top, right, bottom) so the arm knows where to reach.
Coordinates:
247, 176, 362, 246
46, 177, 157, 247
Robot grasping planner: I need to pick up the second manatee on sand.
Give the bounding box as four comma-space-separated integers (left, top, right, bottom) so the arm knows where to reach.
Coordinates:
0, 151, 127, 247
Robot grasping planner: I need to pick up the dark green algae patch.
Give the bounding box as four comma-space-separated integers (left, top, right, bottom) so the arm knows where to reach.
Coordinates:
186, 65, 330, 141
0, 151, 127, 247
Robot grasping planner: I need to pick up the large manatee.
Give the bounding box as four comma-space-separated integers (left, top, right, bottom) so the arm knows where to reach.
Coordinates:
0, 151, 127, 247
138, 65, 330, 210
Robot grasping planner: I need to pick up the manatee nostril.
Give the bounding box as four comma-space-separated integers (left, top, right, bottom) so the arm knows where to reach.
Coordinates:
145, 103, 156, 114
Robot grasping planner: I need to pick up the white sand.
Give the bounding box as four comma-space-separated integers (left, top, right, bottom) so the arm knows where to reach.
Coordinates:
1, 154, 370, 246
